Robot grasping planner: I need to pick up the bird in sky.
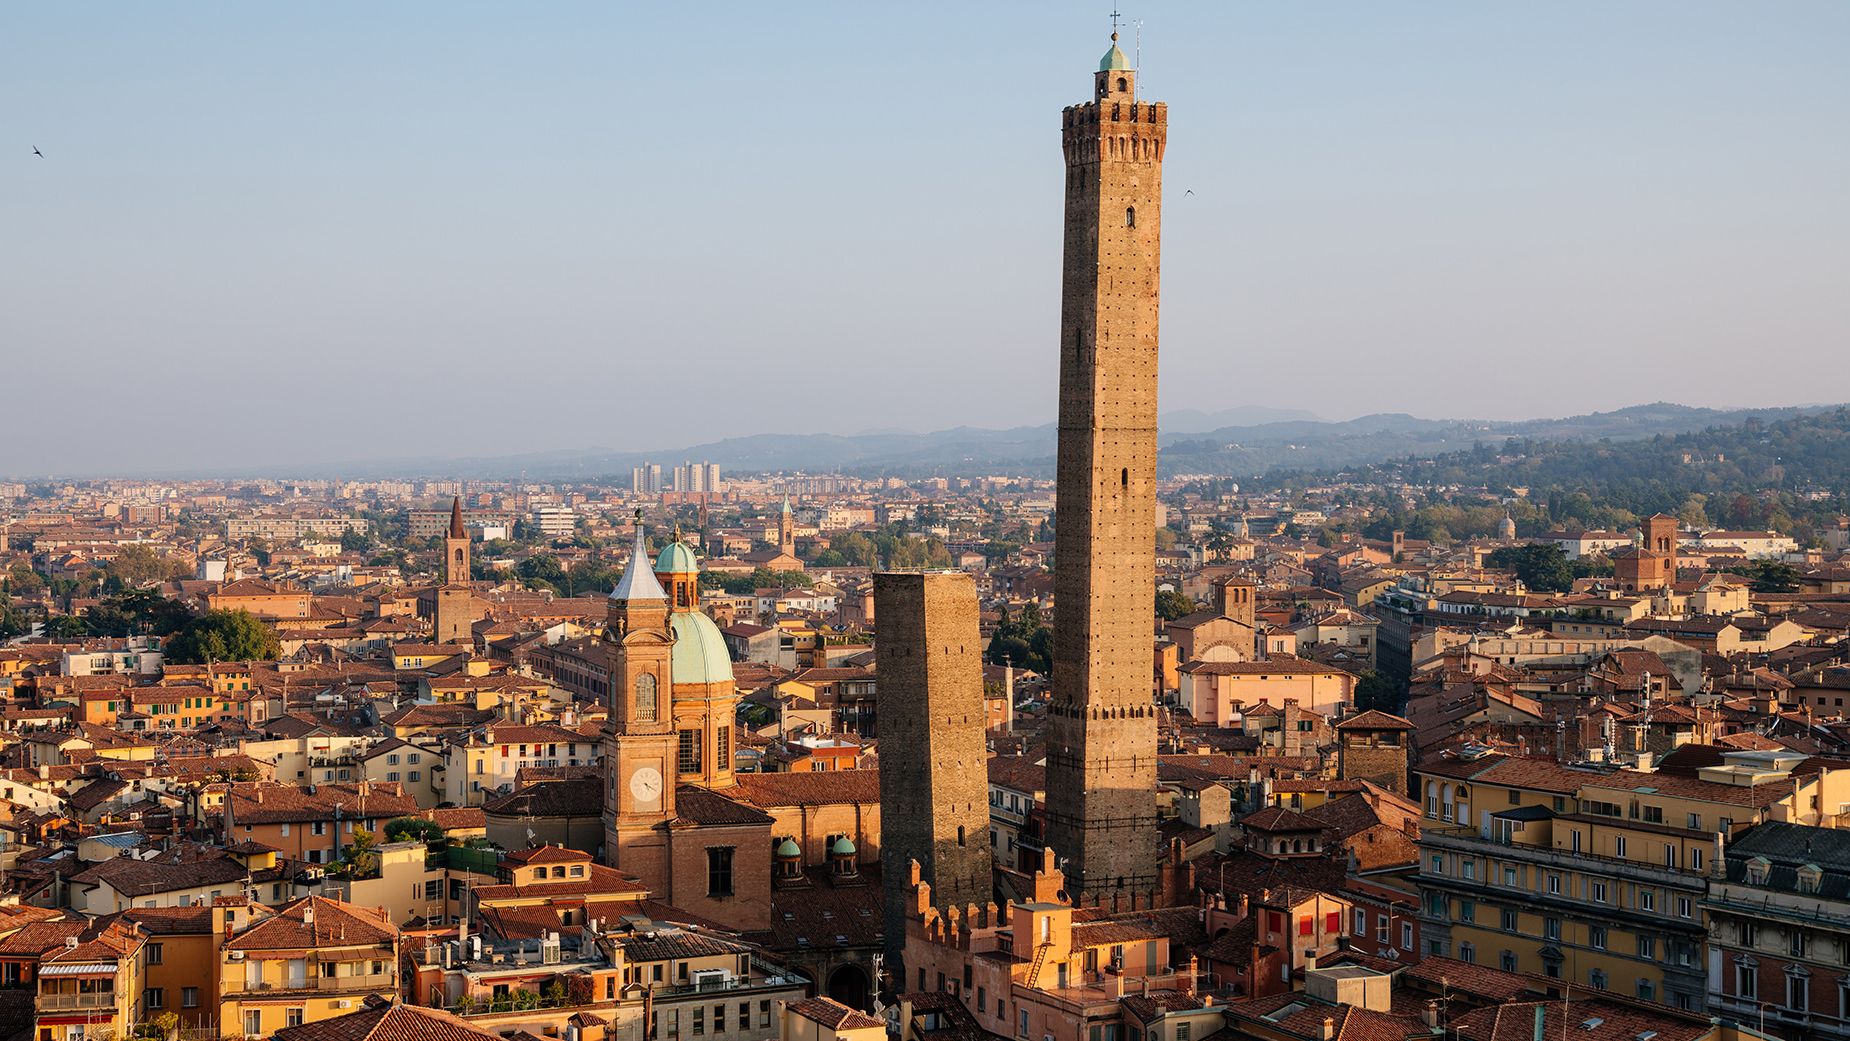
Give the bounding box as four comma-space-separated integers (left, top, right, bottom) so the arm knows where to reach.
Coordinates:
32, 147, 43, 157
1184, 189, 1194, 196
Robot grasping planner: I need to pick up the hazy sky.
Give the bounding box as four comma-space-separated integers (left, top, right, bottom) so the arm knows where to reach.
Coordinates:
6, 3, 1847, 475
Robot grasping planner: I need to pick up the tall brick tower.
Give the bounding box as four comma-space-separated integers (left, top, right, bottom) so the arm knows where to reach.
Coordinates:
434, 497, 474, 645
873, 571, 994, 976
1043, 33, 1166, 908
602, 515, 677, 886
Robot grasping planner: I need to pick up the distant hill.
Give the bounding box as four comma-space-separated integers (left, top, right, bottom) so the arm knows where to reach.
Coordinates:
1336, 406, 1850, 505
271, 402, 1846, 481
1156, 403, 1843, 480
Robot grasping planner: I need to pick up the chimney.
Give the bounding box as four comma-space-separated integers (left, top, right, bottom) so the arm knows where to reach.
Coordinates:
1004, 665, 1015, 734
1423, 1001, 1441, 1030
1321, 1017, 1336, 1041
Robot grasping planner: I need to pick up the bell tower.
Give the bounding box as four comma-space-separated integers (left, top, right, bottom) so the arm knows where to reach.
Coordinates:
434, 497, 474, 645
603, 512, 676, 890
1043, 30, 1166, 908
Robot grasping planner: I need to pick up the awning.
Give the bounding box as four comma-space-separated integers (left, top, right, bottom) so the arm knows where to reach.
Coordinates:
38, 963, 117, 977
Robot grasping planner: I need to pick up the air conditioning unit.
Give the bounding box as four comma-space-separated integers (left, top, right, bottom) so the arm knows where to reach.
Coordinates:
337, 1000, 352, 1009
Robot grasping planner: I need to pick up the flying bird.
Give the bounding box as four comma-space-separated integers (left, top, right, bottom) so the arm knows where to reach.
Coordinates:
1184, 189, 1194, 196
32, 147, 44, 158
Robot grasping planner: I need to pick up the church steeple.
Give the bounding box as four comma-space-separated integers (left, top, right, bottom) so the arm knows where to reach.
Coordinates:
443, 497, 469, 587
778, 494, 795, 555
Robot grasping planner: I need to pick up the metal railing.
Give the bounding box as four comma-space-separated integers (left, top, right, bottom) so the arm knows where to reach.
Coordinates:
38, 992, 119, 1010
224, 972, 395, 995
1422, 827, 1697, 889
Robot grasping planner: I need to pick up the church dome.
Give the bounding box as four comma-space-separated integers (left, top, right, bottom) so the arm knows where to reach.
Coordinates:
669, 610, 734, 687
776, 838, 801, 858
830, 836, 856, 857
1099, 40, 1131, 72
655, 540, 700, 576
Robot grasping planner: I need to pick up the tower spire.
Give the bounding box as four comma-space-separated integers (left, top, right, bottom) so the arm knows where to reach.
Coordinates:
611, 510, 667, 602
447, 496, 465, 539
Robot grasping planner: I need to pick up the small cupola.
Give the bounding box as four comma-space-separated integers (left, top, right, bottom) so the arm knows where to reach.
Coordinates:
829, 836, 858, 878
1095, 33, 1134, 100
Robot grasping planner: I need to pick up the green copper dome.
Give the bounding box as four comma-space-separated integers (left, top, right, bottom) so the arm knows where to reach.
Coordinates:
830, 836, 856, 857
669, 611, 734, 687
1099, 40, 1131, 72
655, 539, 700, 576
776, 838, 801, 858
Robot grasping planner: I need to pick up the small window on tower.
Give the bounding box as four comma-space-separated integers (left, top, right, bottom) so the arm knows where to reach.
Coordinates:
1117, 77, 1128, 93
1125, 206, 1136, 228
1121, 468, 1129, 487
634, 673, 658, 722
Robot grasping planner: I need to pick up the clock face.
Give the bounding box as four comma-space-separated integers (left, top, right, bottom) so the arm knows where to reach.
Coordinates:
629, 766, 663, 804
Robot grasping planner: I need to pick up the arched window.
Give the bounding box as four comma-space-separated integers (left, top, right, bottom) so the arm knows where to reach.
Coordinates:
634, 673, 658, 722
1117, 76, 1128, 92
1125, 206, 1136, 228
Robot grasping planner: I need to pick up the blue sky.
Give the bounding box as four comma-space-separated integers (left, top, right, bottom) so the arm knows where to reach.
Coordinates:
5, 3, 1847, 473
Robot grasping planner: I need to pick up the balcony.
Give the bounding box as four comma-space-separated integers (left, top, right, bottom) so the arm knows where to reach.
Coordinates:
39, 991, 119, 1011
1422, 827, 1698, 891
223, 972, 395, 996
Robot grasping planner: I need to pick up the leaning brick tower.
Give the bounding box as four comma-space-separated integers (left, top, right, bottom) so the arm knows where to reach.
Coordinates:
1043, 31, 1167, 909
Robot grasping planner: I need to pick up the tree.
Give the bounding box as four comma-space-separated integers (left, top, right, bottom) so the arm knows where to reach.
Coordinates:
1353, 670, 1402, 713
985, 601, 1052, 674
85, 589, 195, 638
105, 545, 175, 588
1155, 589, 1195, 621
515, 553, 574, 592
164, 609, 281, 664
343, 827, 381, 878
384, 815, 445, 845
1735, 559, 1799, 593
5, 562, 46, 598
1485, 544, 1576, 593
149, 1011, 178, 1041
42, 615, 89, 639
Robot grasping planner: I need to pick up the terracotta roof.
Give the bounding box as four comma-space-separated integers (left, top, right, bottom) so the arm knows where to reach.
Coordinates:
1335, 710, 1415, 731
481, 777, 601, 818
273, 1002, 501, 1041
734, 769, 879, 807
1179, 656, 1356, 678
673, 786, 776, 827
503, 844, 594, 866
1240, 806, 1324, 833
225, 781, 419, 825
786, 997, 884, 1032
225, 896, 395, 951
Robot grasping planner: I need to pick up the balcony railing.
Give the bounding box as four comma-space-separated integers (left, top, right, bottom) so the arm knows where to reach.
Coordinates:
224, 972, 395, 995
1422, 827, 1697, 890
39, 992, 119, 1010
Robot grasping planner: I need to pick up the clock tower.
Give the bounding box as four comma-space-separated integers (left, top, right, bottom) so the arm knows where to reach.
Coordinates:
603, 513, 676, 890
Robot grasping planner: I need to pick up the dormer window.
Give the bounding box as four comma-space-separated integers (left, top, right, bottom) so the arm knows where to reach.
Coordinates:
1746, 856, 1771, 886
1798, 864, 1823, 894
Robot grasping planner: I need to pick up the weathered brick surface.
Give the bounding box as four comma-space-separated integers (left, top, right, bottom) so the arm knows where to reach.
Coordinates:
1044, 63, 1167, 907
874, 571, 993, 965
